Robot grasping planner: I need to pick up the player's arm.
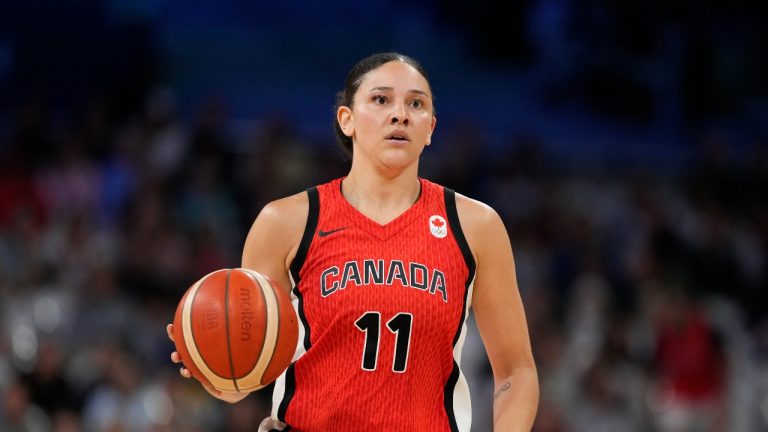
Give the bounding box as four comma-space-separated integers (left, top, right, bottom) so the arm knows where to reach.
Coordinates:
241, 191, 309, 295
457, 195, 539, 431
168, 192, 308, 403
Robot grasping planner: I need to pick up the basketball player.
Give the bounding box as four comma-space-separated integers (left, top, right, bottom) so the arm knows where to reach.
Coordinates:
168, 52, 538, 431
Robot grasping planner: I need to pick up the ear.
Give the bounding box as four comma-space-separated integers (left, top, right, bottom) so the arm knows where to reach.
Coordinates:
425, 115, 437, 146
337, 106, 354, 137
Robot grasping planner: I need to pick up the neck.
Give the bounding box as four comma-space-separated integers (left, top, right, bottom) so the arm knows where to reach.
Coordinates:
342, 165, 421, 225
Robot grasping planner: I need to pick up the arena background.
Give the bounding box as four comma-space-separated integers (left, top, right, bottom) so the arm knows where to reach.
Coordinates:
1, 1, 767, 431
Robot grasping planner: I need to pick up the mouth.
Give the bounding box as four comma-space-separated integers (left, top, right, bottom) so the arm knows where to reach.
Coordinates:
385, 131, 411, 143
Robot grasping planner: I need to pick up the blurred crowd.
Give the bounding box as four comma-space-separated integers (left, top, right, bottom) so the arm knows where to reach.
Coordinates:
1, 1, 768, 431
0, 85, 766, 432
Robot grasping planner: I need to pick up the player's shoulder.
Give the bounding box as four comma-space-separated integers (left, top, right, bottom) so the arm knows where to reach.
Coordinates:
261, 190, 309, 218
244, 189, 313, 266
453, 192, 502, 229
254, 190, 310, 233
450, 191, 509, 259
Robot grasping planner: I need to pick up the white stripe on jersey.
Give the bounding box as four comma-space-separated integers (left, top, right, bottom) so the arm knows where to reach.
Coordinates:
270, 271, 308, 423
451, 275, 475, 432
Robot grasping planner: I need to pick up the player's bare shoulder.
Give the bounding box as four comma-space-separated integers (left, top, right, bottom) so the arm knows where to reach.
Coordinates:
243, 191, 310, 272
454, 192, 503, 232
453, 192, 509, 260
257, 191, 310, 230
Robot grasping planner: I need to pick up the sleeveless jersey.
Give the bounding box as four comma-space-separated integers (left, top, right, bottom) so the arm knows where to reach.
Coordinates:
267, 177, 476, 432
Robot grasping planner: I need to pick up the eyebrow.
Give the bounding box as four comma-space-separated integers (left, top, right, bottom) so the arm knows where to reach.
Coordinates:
369, 86, 430, 97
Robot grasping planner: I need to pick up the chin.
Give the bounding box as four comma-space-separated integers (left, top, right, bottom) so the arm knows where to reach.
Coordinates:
378, 153, 418, 172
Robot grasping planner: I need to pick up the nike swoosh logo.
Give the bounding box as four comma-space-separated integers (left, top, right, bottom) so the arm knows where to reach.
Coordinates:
318, 227, 349, 237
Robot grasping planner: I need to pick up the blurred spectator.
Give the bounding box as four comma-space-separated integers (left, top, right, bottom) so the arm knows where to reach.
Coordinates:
1, 3, 767, 430
21, 340, 80, 419
649, 287, 726, 432
81, 343, 173, 432
0, 377, 49, 431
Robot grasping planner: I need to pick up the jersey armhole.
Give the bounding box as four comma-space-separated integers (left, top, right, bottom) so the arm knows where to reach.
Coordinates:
277, 187, 318, 423
443, 188, 476, 279
289, 186, 319, 284
443, 188, 477, 431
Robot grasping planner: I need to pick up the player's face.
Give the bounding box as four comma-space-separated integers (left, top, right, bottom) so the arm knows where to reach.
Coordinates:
338, 61, 436, 172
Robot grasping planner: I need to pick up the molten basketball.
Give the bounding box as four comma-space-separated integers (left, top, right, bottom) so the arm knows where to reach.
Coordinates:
172, 268, 298, 392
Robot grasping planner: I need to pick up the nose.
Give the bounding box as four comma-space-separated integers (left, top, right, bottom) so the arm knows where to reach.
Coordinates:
390, 103, 409, 126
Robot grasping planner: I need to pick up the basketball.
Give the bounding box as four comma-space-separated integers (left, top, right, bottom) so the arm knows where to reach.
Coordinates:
172, 268, 298, 392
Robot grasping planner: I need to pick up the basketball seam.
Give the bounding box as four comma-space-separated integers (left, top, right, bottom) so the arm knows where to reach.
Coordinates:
250, 271, 279, 382
266, 279, 281, 382
188, 275, 228, 379
243, 270, 280, 390
253, 272, 269, 378
224, 269, 241, 392
240, 269, 269, 387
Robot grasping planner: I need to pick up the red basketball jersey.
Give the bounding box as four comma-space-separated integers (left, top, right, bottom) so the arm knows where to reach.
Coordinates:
267, 178, 476, 432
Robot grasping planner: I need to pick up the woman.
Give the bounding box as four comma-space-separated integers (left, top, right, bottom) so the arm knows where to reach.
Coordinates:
168, 52, 538, 431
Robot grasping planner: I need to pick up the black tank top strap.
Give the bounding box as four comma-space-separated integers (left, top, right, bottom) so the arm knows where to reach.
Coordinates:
443, 188, 476, 281
289, 186, 319, 283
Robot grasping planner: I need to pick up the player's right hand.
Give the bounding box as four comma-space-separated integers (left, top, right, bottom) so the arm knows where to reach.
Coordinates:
166, 324, 250, 404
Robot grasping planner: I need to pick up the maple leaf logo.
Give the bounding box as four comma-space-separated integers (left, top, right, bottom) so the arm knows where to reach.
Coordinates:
429, 215, 448, 238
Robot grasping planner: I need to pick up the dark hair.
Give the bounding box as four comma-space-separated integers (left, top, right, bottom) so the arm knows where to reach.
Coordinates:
333, 52, 433, 158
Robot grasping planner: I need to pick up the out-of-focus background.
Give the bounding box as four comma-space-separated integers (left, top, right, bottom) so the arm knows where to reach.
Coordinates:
1, 1, 767, 431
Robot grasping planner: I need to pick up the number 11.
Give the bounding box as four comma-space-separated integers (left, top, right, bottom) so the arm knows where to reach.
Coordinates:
355, 312, 412, 373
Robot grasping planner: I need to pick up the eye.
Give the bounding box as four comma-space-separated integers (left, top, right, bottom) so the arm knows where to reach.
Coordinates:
372, 95, 388, 105
410, 99, 424, 109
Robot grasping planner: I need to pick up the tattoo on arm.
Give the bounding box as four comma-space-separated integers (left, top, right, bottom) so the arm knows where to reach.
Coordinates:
494, 382, 511, 399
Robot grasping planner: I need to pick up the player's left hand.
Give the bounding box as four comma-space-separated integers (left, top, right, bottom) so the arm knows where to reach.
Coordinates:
166, 324, 250, 403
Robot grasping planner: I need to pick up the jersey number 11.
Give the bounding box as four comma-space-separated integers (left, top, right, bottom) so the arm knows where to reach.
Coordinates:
355, 312, 412, 373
